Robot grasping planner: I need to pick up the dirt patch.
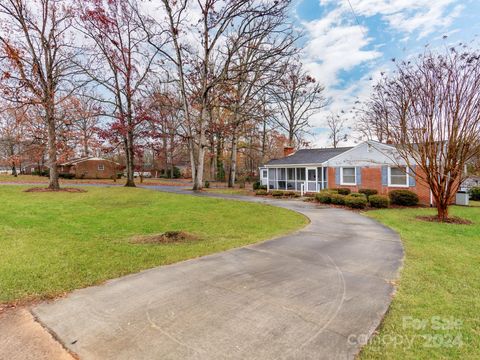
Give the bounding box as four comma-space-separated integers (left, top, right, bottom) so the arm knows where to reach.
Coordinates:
131, 231, 199, 244
416, 215, 473, 225
24, 187, 87, 193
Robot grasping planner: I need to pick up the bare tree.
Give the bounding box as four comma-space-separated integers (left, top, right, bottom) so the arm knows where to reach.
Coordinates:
269, 60, 328, 145
0, 104, 25, 176
224, 1, 296, 187
365, 48, 480, 221
77, 0, 160, 187
0, 0, 79, 189
154, 0, 295, 190
326, 113, 349, 148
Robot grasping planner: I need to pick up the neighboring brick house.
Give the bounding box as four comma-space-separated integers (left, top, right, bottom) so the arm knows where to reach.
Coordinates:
260, 140, 437, 205
59, 157, 119, 179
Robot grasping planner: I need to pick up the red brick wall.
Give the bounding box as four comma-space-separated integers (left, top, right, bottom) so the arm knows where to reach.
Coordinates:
73, 160, 117, 179
327, 166, 432, 205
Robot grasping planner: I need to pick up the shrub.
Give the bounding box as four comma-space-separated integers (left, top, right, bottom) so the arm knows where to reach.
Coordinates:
315, 192, 333, 204
204, 180, 210, 188
253, 182, 267, 190
369, 195, 390, 208
349, 192, 367, 198
284, 191, 296, 197
469, 186, 480, 201
359, 188, 378, 199
59, 173, 75, 179
334, 188, 351, 195
255, 189, 268, 196
389, 190, 419, 206
330, 193, 346, 205
271, 190, 284, 197
345, 195, 368, 209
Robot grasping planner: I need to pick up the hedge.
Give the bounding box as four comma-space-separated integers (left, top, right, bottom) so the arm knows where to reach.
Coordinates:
344, 195, 368, 209
369, 195, 390, 208
389, 190, 419, 206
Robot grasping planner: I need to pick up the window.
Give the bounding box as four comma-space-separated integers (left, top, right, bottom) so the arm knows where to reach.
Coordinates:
98, 164, 105, 171
296, 168, 306, 181
389, 166, 408, 187
261, 169, 267, 178
287, 168, 295, 180
341, 167, 356, 185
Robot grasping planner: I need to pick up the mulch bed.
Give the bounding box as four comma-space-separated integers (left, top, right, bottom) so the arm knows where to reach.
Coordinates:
416, 215, 472, 225
131, 231, 199, 244
24, 187, 87, 193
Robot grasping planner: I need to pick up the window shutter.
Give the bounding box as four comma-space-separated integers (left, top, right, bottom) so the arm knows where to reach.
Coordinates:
335, 167, 340, 185
409, 165, 416, 187
356, 167, 362, 185
381, 166, 388, 186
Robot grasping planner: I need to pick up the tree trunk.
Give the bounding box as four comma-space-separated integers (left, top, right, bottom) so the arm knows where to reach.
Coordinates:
228, 128, 238, 188
216, 136, 224, 181
193, 107, 208, 190
46, 105, 60, 190
124, 131, 136, 187
436, 203, 449, 221
12, 162, 17, 177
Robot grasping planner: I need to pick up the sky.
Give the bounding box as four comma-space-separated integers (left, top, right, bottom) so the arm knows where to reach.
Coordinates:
292, 0, 480, 147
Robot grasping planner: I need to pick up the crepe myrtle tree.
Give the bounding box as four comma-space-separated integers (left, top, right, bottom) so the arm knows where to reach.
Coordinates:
364, 46, 480, 221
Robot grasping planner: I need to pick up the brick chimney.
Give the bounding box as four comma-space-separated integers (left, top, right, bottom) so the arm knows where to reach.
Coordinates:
283, 146, 295, 157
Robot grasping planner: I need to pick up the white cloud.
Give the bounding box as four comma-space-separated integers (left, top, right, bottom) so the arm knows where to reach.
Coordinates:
320, 0, 463, 39
299, 0, 464, 147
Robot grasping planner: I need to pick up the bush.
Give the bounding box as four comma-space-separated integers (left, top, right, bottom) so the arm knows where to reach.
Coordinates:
359, 188, 378, 199
369, 195, 390, 208
284, 191, 296, 197
344, 195, 368, 209
334, 188, 351, 195
389, 190, 419, 206
349, 192, 367, 198
204, 180, 210, 188
255, 189, 268, 196
59, 173, 75, 179
315, 192, 333, 204
469, 187, 480, 201
253, 181, 261, 190
271, 190, 284, 197
330, 193, 346, 205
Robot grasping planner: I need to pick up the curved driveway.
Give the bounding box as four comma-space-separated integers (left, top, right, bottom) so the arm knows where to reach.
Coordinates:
33, 188, 403, 360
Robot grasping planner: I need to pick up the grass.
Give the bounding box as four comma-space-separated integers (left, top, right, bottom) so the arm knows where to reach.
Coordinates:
203, 188, 253, 195
0, 174, 189, 186
0, 186, 307, 304
360, 205, 480, 359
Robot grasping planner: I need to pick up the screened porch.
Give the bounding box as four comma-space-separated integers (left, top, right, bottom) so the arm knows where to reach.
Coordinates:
266, 167, 328, 192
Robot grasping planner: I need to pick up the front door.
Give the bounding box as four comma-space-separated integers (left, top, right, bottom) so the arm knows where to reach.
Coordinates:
307, 168, 317, 192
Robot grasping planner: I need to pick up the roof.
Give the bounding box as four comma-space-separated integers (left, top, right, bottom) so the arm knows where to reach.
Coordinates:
60, 157, 119, 166
265, 147, 354, 166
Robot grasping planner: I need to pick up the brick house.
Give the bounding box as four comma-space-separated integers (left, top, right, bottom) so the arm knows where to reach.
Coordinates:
59, 157, 119, 179
260, 140, 435, 205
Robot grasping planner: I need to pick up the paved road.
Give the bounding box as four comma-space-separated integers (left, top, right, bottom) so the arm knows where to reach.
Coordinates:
32, 188, 403, 360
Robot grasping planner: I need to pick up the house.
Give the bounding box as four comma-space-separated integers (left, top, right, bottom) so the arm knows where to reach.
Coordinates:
260, 140, 433, 205
21, 163, 49, 175
59, 157, 119, 179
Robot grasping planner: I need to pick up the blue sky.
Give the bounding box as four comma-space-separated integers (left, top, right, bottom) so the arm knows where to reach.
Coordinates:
291, 0, 480, 146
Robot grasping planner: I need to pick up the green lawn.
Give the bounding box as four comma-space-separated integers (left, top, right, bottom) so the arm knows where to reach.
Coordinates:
0, 186, 307, 304
360, 205, 480, 359
203, 188, 253, 195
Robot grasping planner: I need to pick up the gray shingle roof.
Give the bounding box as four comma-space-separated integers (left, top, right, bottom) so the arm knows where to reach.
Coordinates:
265, 147, 353, 166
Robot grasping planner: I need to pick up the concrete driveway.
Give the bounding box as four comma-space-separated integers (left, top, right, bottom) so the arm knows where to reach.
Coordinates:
32, 191, 403, 360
